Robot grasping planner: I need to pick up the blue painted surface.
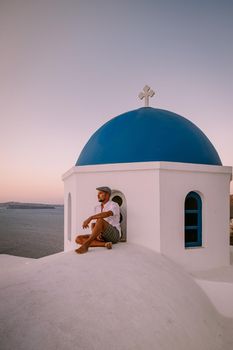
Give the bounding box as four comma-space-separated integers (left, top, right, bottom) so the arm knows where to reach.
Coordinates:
185, 192, 202, 248
76, 107, 222, 166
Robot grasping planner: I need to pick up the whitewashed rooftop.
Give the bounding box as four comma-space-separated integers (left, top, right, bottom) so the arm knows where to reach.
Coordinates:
1, 243, 233, 350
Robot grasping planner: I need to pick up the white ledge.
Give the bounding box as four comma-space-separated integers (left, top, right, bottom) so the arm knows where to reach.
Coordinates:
62, 161, 232, 180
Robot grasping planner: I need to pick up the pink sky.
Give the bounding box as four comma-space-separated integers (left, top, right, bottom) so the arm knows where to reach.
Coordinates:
1, 0, 233, 203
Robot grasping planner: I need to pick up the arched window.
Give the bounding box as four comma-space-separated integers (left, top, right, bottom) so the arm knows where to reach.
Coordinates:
68, 193, 72, 241
184, 192, 202, 248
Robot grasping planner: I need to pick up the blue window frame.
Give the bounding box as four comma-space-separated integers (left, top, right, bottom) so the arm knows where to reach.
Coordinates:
184, 192, 202, 248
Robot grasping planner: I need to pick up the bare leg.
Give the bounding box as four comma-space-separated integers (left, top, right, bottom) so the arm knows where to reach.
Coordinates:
75, 234, 106, 247
75, 234, 112, 249
76, 219, 109, 254
75, 234, 90, 244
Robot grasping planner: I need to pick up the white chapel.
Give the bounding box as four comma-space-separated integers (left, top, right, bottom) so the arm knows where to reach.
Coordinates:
62, 86, 232, 271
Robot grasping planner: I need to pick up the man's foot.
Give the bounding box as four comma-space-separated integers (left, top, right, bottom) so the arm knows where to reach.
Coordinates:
105, 242, 112, 249
75, 244, 89, 254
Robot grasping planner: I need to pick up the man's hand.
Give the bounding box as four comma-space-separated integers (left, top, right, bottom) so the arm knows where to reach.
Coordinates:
82, 217, 91, 229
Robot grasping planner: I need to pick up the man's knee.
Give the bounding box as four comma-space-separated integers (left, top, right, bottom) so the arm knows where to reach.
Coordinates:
75, 234, 89, 244
75, 235, 81, 244
96, 218, 105, 225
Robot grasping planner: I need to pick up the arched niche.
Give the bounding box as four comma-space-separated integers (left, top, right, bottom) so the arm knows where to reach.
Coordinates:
110, 190, 127, 242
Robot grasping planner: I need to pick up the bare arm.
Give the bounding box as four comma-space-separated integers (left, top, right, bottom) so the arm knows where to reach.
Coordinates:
82, 211, 113, 229
90, 211, 113, 220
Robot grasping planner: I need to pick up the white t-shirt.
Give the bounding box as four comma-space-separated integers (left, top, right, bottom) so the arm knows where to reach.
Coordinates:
94, 200, 121, 237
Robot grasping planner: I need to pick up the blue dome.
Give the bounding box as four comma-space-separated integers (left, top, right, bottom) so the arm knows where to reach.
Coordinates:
76, 107, 222, 166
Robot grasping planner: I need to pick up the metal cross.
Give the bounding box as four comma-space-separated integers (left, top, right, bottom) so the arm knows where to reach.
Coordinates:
138, 85, 155, 107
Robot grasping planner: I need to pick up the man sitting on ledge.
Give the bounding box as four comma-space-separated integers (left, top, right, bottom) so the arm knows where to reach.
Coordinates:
75, 186, 121, 254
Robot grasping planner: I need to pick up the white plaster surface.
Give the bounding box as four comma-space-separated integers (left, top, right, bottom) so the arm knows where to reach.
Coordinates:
62, 161, 232, 271
191, 248, 233, 318
159, 163, 231, 270
0, 254, 34, 271
194, 279, 233, 318
1, 244, 233, 350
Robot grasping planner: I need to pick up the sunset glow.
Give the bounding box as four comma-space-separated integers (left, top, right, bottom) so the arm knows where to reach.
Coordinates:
1, 0, 233, 203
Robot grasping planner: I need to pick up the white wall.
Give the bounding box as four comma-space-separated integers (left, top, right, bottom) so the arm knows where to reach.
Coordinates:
63, 162, 161, 252
75, 168, 161, 251
159, 163, 232, 270
62, 161, 232, 270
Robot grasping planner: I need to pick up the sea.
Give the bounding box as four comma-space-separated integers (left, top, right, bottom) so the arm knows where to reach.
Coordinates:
0, 206, 64, 259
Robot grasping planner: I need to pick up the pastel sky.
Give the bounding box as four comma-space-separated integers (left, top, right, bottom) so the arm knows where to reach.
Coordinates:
1, 0, 233, 204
